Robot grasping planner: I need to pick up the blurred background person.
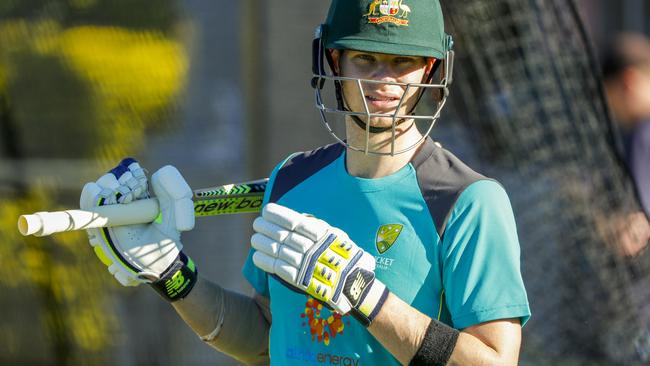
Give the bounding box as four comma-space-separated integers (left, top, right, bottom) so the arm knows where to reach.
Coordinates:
602, 33, 650, 218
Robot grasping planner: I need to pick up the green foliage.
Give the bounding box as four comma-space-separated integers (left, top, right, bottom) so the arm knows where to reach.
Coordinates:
9, 50, 99, 158
0, 2, 188, 363
0, 20, 188, 158
0, 188, 119, 364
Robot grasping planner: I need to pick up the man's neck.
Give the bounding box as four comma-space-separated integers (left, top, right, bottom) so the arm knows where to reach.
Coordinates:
345, 136, 425, 178
343, 118, 427, 178
345, 149, 416, 178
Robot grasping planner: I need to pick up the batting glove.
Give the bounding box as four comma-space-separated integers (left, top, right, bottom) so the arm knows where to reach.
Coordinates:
79, 158, 198, 302
251, 203, 389, 326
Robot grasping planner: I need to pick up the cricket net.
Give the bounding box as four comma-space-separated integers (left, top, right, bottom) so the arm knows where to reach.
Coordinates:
437, 0, 650, 364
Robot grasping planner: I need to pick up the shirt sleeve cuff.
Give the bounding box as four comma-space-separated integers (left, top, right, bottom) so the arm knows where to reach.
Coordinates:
452, 304, 531, 330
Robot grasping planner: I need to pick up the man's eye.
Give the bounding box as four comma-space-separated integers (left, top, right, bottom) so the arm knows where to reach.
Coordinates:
394, 57, 415, 65
356, 54, 375, 62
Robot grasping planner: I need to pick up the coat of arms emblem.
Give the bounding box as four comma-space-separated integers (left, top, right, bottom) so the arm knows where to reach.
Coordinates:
365, 0, 411, 26
380, 0, 401, 16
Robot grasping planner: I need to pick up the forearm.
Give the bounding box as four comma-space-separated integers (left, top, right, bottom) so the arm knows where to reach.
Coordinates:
445, 333, 508, 366
368, 292, 519, 366
171, 276, 270, 366
367, 292, 428, 364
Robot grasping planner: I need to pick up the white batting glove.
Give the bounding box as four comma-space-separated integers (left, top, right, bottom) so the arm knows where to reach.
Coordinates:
80, 158, 198, 301
251, 203, 389, 326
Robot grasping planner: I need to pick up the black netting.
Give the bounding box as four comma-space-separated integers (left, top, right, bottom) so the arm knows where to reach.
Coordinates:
438, 1, 650, 364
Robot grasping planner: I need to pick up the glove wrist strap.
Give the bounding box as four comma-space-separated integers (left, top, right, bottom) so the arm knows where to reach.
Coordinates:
343, 268, 389, 327
150, 252, 198, 302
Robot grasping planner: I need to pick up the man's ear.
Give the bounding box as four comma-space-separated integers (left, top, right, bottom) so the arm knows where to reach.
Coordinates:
427, 58, 445, 103
328, 49, 341, 75
426, 57, 437, 75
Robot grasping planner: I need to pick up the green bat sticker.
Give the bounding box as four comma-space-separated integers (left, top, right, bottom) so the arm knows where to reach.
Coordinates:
375, 224, 403, 254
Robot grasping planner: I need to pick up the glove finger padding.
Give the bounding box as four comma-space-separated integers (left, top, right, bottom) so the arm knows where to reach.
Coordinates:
261, 203, 329, 241
251, 233, 301, 282
251, 233, 304, 267
90, 158, 149, 205
251, 203, 388, 326
151, 165, 195, 235
80, 181, 140, 286
80, 171, 148, 286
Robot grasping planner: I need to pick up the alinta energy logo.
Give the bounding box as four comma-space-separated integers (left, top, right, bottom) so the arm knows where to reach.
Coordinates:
286, 347, 361, 366
300, 297, 349, 346
365, 0, 411, 26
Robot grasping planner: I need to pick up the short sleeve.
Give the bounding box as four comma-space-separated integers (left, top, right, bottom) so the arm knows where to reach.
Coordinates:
441, 180, 530, 329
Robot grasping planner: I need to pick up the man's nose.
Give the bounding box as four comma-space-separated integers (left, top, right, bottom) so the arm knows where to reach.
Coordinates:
370, 63, 398, 82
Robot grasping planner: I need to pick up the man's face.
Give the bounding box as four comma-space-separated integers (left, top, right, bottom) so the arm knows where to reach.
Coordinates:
332, 50, 434, 129
604, 65, 650, 129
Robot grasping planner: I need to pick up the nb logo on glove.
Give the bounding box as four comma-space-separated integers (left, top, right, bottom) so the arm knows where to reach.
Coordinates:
349, 271, 366, 302
166, 271, 186, 292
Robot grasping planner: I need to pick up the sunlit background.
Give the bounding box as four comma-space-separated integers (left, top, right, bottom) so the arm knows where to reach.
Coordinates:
0, 1, 649, 365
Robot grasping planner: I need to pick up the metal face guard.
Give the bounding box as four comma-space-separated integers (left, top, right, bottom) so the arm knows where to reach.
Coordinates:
313, 54, 453, 155
311, 26, 455, 156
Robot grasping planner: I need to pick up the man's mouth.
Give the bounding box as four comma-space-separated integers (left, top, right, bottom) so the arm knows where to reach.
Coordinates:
365, 95, 400, 108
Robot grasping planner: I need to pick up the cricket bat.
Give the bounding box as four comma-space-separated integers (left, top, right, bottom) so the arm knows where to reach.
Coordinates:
18, 178, 268, 237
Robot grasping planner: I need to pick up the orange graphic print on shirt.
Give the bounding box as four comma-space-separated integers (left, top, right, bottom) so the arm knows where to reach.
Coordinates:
300, 297, 349, 346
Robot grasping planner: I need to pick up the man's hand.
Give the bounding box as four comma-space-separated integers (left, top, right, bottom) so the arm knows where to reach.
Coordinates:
79, 158, 198, 301
251, 203, 388, 326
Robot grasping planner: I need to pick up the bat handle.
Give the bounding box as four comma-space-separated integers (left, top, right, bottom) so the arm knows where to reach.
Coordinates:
18, 198, 161, 237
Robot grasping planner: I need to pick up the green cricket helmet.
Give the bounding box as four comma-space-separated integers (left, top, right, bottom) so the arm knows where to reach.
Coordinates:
311, 0, 454, 155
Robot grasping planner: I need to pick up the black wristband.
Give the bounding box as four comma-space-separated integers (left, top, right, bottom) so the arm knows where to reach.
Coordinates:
150, 252, 198, 302
409, 318, 460, 366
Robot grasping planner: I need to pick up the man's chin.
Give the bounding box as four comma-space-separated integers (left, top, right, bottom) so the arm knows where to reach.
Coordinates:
354, 117, 414, 131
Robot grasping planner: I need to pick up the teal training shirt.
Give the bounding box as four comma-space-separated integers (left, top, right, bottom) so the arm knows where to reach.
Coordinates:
242, 138, 530, 365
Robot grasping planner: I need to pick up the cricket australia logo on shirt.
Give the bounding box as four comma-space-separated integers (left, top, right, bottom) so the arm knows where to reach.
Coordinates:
375, 224, 402, 271
365, 0, 411, 26
376, 224, 403, 254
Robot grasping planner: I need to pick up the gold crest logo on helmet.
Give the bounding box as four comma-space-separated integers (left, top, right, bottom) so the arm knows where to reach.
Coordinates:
365, 0, 411, 26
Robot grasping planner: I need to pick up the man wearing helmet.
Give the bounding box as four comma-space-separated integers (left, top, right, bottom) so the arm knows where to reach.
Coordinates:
81, 1, 530, 365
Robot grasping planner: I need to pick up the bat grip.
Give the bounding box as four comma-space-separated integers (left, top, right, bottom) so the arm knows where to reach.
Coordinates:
18, 198, 161, 237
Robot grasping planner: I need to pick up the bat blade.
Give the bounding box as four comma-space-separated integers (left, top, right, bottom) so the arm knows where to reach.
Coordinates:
193, 179, 267, 216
